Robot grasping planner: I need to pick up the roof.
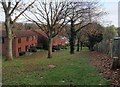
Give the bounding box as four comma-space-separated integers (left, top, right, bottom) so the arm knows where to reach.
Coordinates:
53, 36, 69, 46
32, 29, 48, 38
1, 30, 38, 38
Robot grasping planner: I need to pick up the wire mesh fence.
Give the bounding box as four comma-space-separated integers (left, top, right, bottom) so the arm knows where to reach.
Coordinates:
94, 37, 120, 58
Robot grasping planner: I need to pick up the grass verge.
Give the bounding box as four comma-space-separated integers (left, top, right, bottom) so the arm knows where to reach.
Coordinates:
2, 48, 111, 85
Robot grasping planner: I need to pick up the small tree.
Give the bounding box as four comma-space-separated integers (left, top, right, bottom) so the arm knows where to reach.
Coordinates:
88, 33, 103, 51
118, 28, 120, 36
103, 25, 117, 41
1, 0, 35, 60
76, 29, 88, 51
85, 22, 104, 51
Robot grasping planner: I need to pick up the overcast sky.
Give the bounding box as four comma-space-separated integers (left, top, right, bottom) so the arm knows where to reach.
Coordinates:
99, 0, 119, 27
0, 0, 119, 27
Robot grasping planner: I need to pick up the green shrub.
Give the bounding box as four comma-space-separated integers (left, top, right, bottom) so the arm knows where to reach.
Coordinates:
36, 44, 43, 49
19, 52, 25, 56
30, 46, 37, 52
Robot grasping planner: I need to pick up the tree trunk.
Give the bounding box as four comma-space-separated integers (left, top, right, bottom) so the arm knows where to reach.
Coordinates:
70, 37, 75, 54
89, 43, 94, 51
48, 38, 52, 58
80, 42, 83, 51
70, 19, 76, 54
6, 36, 13, 61
77, 38, 80, 52
5, 16, 13, 61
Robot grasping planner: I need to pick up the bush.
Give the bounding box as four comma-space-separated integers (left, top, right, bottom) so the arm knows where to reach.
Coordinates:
65, 47, 67, 49
61, 46, 67, 49
52, 49, 55, 52
52, 46, 60, 50
30, 46, 37, 52
88, 34, 103, 51
19, 52, 25, 56
36, 44, 43, 49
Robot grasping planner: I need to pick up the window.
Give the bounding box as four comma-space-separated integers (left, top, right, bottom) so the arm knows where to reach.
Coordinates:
0, 37, 4, 44
0, 37, 2, 43
25, 45, 29, 52
0, 37, 5, 44
32, 36, 35, 41
33, 36, 36, 39
26, 37, 29, 42
32, 36, 34, 41
2, 37, 4, 44
18, 38, 21, 43
18, 47, 21, 53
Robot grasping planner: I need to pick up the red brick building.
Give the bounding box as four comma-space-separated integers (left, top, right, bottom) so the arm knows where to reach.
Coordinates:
33, 30, 69, 50
32, 29, 48, 50
1, 30, 38, 57
53, 36, 69, 47
0, 29, 69, 57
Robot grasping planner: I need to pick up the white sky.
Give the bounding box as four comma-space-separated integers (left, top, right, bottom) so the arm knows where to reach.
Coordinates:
99, 0, 119, 27
0, 0, 119, 27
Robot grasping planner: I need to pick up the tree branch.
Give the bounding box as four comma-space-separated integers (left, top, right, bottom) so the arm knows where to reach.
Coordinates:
1, 2, 8, 14
75, 22, 91, 33
9, 1, 20, 16
12, 0, 36, 24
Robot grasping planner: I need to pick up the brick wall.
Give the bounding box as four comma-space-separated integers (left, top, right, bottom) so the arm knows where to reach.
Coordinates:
2, 35, 38, 57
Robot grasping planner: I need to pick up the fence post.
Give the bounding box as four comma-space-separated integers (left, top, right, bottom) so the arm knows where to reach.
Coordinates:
110, 39, 113, 57
111, 36, 120, 70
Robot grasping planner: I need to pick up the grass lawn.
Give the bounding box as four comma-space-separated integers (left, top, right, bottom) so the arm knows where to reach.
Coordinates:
2, 48, 111, 85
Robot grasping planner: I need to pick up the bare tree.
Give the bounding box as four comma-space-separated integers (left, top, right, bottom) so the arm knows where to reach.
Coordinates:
24, 0, 69, 58
76, 28, 88, 51
1, 0, 35, 60
67, 1, 104, 54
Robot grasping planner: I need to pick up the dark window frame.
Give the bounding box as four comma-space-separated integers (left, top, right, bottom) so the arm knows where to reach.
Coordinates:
26, 36, 29, 42
33, 36, 36, 40
18, 47, 21, 53
32, 36, 34, 41
25, 45, 29, 52
18, 38, 21, 43
2, 37, 4, 44
0, 37, 4, 44
0, 37, 2, 43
